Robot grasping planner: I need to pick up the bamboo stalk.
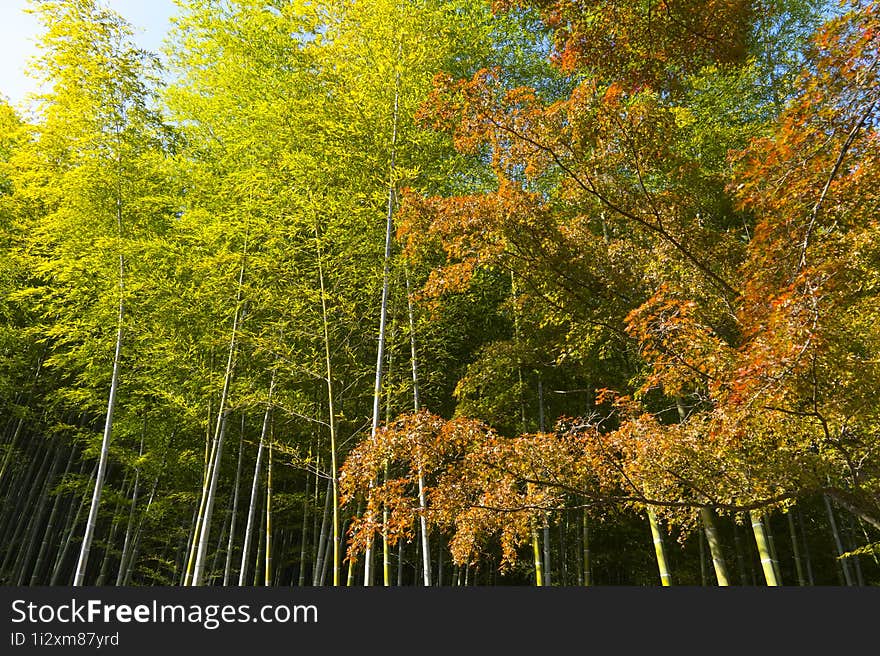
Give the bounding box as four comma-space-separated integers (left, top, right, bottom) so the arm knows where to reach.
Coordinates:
532, 521, 544, 586
51, 464, 97, 586
264, 436, 273, 587
16, 444, 66, 585
239, 371, 275, 586
222, 417, 245, 586
30, 450, 77, 585
700, 507, 730, 586
823, 494, 853, 586
749, 509, 778, 586
583, 510, 592, 586
787, 510, 806, 586
115, 430, 144, 586
648, 509, 672, 586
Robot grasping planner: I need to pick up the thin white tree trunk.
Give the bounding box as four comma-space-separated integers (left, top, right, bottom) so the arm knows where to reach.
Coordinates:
312, 477, 332, 586
238, 371, 275, 586
191, 412, 229, 585
52, 464, 97, 585
223, 417, 245, 585
406, 269, 432, 587
365, 62, 400, 588
297, 448, 311, 587
115, 431, 144, 586
122, 438, 169, 586
74, 274, 123, 587
191, 252, 247, 586
264, 437, 272, 587
315, 227, 340, 586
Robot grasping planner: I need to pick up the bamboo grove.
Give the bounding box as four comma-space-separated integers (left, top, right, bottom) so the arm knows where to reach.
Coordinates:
0, 0, 878, 588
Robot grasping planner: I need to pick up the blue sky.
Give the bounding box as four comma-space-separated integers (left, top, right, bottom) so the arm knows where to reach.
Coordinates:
0, 0, 178, 110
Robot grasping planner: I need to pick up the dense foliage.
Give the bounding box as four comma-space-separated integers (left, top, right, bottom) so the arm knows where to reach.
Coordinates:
0, 0, 877, 587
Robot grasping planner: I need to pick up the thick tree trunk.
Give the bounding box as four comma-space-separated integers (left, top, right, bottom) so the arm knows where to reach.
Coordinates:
750, 509, 779, 586
531, 522, 544, 586
700, 507, 730, 586
764, 513, 783, 584
648, 509, 672, 586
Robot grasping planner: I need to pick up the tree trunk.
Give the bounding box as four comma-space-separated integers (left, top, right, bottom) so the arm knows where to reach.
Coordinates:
405, 269, 432, 587
823, 494, 853, 586
583, 510, 592, 586
531, 522, 544, 586
191, 410, 230, 586
297, 453, 310, 587
264, 437, 273, 587
15, 445, 66, 585
365, 56, 400, 588
115, 431, 144, 586
95, 486, 126, 586
700, 507, 730, 586
223, 417, 245, 586
543, 516, 552, 586
750, 509, 779, 586
253, 496, 266, 586
30, 449, 77, 585
314, 228, 341, 586
787, 510, 806, 586
209, 487, 234, 584
764, 513, 783, 584
648, 509, 672, 586
74, 236, 125, 587
239, 383, 274, 586
2, 446, 52, 579
189, 251, 247, 586
51, 464, 97, 586
123, 436, 171, 586
312, 477, 332, 587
